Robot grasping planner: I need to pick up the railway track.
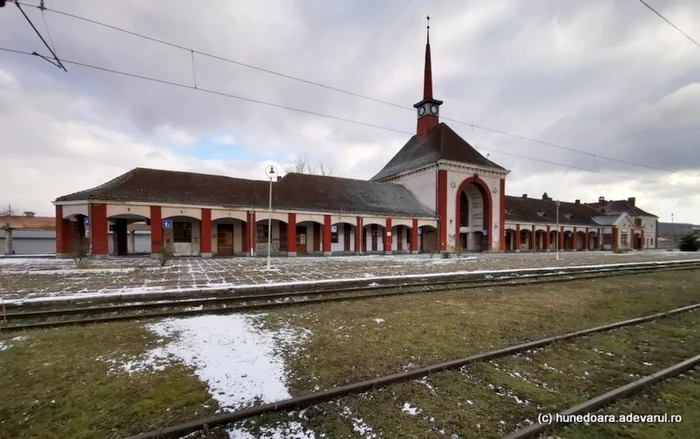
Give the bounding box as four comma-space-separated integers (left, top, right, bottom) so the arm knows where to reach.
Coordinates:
125, 302, 700, 439
2, 260, 699, 331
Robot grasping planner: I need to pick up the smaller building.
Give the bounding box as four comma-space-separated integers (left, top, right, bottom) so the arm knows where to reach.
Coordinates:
1, 212, 55, 255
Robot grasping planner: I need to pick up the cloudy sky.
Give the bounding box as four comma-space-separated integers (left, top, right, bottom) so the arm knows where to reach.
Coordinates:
1, 0, 698, 222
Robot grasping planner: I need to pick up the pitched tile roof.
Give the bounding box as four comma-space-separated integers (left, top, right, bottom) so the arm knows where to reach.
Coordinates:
370, 123, 505, 181
55, 168, 437, 218
585, 200, 658, 218
0, 216, 55, 231
504, 195, 602, 226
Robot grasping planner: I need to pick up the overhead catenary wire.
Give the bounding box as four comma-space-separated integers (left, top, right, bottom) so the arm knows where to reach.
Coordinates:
1, 46, 697, 195
638, 0, 700, 50
13, 1, 680, 176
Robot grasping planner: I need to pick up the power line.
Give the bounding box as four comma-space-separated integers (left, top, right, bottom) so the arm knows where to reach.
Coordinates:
638, 0, 700, 49
1, 46, 697, 195
15, 1, 678, 175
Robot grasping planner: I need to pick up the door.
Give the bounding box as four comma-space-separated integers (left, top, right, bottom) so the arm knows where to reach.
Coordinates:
217, 224, 234, 256
296, 226, 307, 254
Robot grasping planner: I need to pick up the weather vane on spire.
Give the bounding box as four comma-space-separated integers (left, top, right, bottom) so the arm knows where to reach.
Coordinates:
426, 15, 430, 43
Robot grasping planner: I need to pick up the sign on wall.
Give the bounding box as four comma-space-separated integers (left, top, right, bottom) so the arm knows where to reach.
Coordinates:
84, 218, 89, 228
331, 225, 337, 233
162, 219, 173, 229
418, 228, 422, 235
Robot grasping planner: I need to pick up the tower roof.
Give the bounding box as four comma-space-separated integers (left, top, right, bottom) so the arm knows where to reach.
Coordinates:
371, 123, 505, 181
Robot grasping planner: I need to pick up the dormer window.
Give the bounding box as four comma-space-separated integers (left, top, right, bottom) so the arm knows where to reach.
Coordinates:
537, 212, 546, 217
507, 209, 515, 215
564, 214, 573, 219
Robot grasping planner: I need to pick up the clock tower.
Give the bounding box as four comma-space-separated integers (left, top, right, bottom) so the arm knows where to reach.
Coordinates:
414, 16, 443, 140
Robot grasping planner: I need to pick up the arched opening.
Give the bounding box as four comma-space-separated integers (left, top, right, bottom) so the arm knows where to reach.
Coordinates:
455, 177, 492, 252
535, 230, 547, 251
212, 218, 247, 256
107, 214, 150, 256
361, 223, 385, 254
575, 231, 587, 251
634, 232, 642, 250
255, 218, 288, 256
549, 230, 560, 251
504, 228, 516, 251
419, 225, 438, 253
295, 220, 324, 256
589, 231, 598, 250
161, 215, 201, 256
391, 225, 412, 253
331, 222, 356, 254
520, 229, 533, 252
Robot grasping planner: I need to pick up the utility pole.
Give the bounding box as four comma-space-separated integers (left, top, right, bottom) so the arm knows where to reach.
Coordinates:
265, 165, 278, 270
555, 200, 561, 260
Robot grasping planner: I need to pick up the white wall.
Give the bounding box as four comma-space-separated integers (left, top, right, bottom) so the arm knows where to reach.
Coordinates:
330, 225, 356, 252
390, 169, 436, 211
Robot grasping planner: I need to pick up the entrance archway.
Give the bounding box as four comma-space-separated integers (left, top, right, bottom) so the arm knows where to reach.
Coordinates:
455, 177, 492, 252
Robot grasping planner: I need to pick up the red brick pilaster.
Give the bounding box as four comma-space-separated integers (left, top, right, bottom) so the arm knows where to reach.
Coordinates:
559, 226, 565, 251
545, 225, 551, 251
515, 224, 521, 252
287, 213, 297, 255
201, 208, 211, 255
584, 227, 589, 250
150, 206, 162, 255
612, 227, 619, 250
499, 178, 506, 252
323, 215, 331, 253
438, 170, 448, 251
250, 212, 257, 255
91, 203, 108, 256
411, 219, 419, 253
55, 205, 69, 255
573, 227, 577, 250
530, 225, 535, 251
641, 229, 645, 250
384, 218, 392, 253
356, 217, 362, 253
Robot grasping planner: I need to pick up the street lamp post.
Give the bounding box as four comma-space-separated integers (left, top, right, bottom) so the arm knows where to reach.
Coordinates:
555, 200, 561, 260
671, 213, 675, 250
265, 165, 278, 270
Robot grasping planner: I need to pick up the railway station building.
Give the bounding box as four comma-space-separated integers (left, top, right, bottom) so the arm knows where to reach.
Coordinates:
53, 29, 658, 258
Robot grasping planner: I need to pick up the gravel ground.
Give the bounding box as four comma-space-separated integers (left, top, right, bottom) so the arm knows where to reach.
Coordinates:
0, 250, 697, 301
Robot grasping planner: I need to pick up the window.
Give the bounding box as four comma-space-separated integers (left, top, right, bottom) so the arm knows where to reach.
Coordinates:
603, 234, 613, 245
650, 238, 654, 246
634, 218, 642, 227
257, 224, 268, 241
173, 221, 192, 243
621, 232, 628, 246
331, 232, 339, 243
564, 213, 573, 219
536, 212, 546, 217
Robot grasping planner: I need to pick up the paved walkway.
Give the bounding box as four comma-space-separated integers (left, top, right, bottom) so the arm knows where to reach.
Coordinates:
0, 251, 697, 302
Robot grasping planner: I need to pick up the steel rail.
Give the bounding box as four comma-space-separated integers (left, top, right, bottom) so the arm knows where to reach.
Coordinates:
125, 302, 700, 439
502, 354, 700, 439
6, 261, 690, 316
2, 263, 699, 332
5, 259, 700, 310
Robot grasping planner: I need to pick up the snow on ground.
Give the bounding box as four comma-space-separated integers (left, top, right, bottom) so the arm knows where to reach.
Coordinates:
0, 335, 28, 351
401, 402, 422, 415
341, 407, 377, 439
102, 313, 316, 437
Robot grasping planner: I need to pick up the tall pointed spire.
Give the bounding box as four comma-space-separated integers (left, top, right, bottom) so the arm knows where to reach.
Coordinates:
413, 16, 443, 140
423, 16, 433, 100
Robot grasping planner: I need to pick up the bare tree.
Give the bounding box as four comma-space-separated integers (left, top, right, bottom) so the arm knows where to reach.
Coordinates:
284, 156, 340, 176
0, 203, 19, 217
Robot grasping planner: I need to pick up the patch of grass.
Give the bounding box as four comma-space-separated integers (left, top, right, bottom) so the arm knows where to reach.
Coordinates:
0, 322, 217, 439
271, 310, 699, 438
260, 270, 700, 394
558, 369, 700, 439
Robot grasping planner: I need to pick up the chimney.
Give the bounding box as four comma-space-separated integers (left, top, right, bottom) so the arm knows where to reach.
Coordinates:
276, 176, 282, 182
24, 211, 35, 217
522, 194, 527, 199
598, 196, 605, 208
575, 200, 580, 205
542, 192, 550, 201
627, 197, 636, 207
